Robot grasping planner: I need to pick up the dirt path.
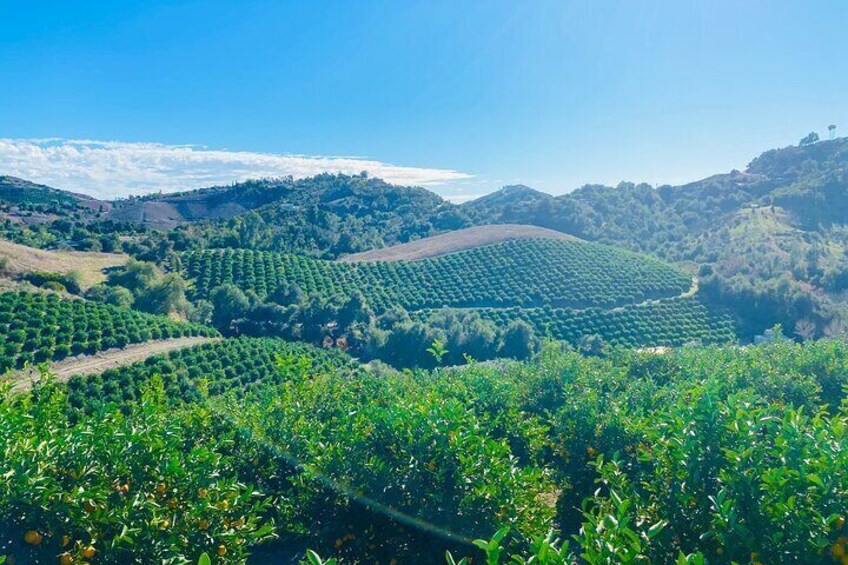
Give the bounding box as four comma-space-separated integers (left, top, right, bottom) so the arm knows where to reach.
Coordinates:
8, 336, 220, 392
409, 276, 700, 315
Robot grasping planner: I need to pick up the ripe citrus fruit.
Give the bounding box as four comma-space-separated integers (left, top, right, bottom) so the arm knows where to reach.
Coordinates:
24, 529, 43, 545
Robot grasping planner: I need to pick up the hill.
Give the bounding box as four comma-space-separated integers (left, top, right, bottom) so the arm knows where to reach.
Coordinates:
5, 138, 848, 565
9, 335, 218, 392
184, 239, 694, 311
0, 175, 105, 218
107, 173, 467, 256
339, 224, 577, 261
181, 238, 733, 350
460, 137, 848, 340
0, 290, 216, 376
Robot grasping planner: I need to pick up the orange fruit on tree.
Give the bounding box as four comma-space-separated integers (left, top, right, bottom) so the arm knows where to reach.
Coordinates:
82, 545, 96, 559
58, 552, 74, 565
62, 534, 71, 546
24, 529, 43, 545
217, 544, 227, 556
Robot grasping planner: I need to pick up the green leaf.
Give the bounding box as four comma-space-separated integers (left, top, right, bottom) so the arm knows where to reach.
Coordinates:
305, 549, 323, 565
647, 520, 667, 539
197, 553, 211, 565
808, 473, 824, 488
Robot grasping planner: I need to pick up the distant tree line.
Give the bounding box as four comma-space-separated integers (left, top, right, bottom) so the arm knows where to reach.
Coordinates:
205, 283, 539, 369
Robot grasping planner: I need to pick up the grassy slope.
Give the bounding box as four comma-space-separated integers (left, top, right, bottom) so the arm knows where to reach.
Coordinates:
0, 238, 127, 288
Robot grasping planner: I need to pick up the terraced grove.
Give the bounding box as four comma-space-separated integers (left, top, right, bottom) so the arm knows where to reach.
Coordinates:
414, 295, 736, 347
181, 238, 736, 348
66, 336, 359, 414
182, 238, 693, 310
0, 291, 217, 375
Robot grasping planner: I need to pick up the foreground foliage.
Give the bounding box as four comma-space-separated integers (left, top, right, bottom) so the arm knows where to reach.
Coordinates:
0, 377, 275, 564
4, 339, 848, 563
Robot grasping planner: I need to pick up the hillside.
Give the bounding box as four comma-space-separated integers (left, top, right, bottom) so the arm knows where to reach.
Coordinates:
181, 239, 733, 350
0, 290, 216, 376
0, 175, 105, 214
184, 239, 694, 310
4, 137, 848, 339
0, 238, 127, 288
460, 137, 848, 339
9, 335, 218, 392
339, 224, 577, 261
4, 141, 848, 563
107, 173, 466, 256
65, 336, 358, 412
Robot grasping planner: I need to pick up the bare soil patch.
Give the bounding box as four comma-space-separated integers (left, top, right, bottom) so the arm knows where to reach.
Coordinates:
339, 224, 579, 262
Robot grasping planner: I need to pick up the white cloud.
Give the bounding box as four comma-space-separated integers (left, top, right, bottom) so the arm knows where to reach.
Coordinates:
0, 138, 473, 199
442, 193, 487, 203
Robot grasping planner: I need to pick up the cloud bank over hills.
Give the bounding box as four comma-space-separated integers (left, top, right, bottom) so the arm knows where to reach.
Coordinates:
0, 138, 473, 199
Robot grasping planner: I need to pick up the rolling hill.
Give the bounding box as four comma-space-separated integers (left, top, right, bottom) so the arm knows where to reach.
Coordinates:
184, 237, 694, 310
181, 235, 733, 348
6, 139, 848, 565
4, 136, 848, 340
0, 175, 103, 211
107, 174, 464, 256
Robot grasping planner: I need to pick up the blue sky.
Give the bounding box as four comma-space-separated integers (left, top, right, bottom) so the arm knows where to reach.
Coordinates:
0, 0, 846, 199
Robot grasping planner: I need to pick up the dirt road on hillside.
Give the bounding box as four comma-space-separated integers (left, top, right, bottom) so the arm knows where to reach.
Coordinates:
8, 336, 220, 392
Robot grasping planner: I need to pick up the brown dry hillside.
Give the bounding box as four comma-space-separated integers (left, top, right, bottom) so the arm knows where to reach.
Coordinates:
339, 224, 579, 262
0, 239, 128, 288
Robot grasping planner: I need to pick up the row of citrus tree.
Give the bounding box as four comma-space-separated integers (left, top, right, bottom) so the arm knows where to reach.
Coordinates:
65, 337, 357, 416
458, 295, 737, 347
0, 291, 216, 373
180, 238, 692, 311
